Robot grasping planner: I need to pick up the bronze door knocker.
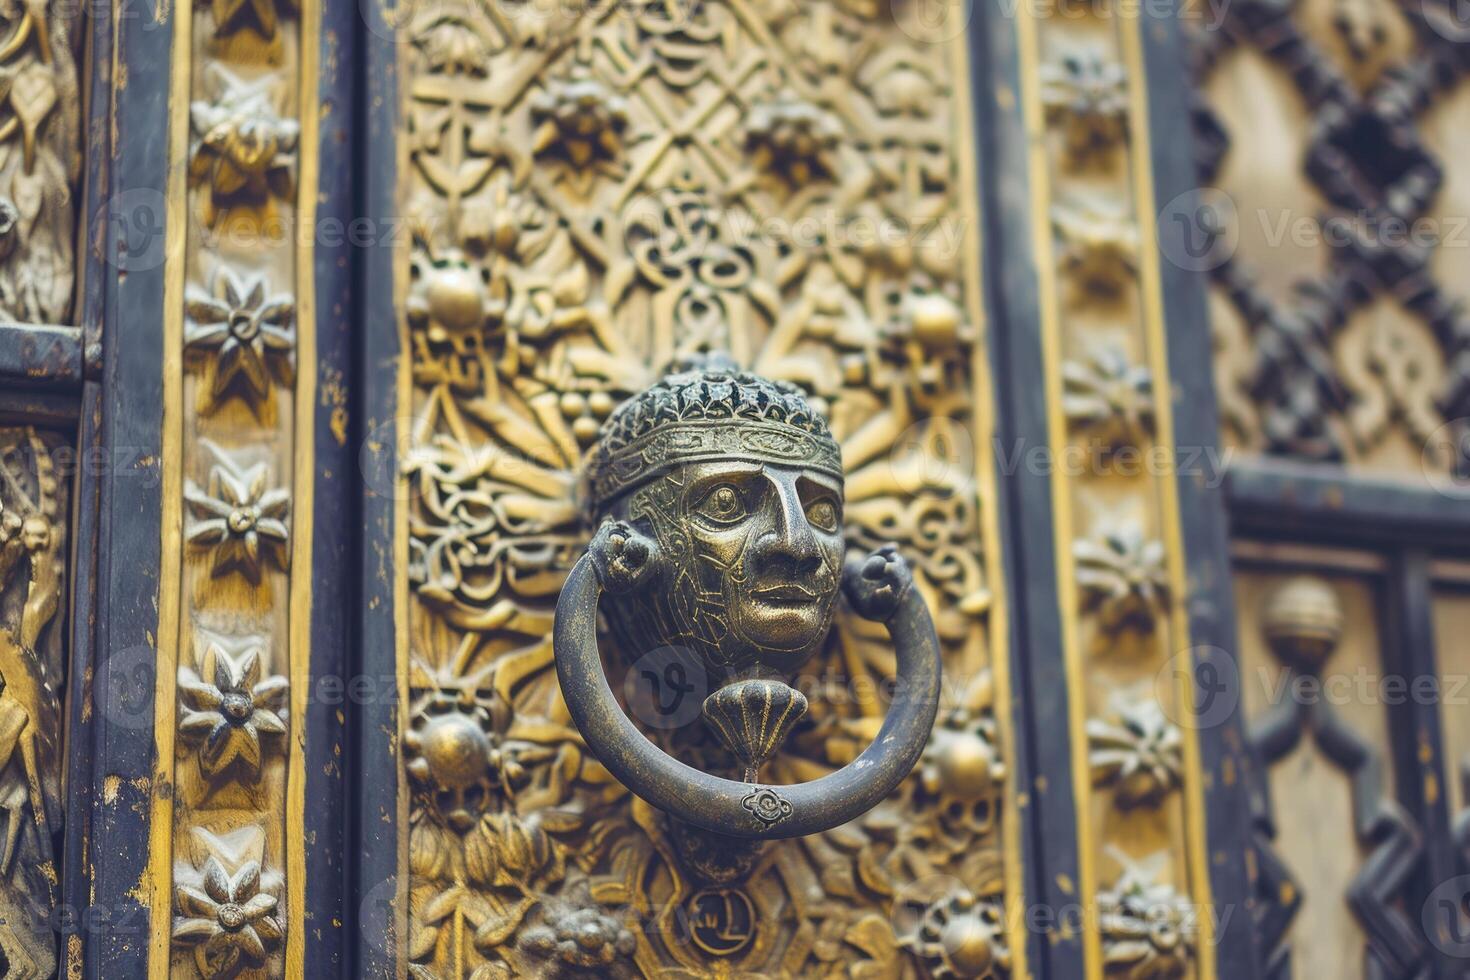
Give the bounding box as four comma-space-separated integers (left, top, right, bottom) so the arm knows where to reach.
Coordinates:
553, 359, 941, 840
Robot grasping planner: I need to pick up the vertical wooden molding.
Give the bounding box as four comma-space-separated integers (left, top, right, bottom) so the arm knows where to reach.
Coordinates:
1012, 2, 1215, 977
149, 0, 316, 974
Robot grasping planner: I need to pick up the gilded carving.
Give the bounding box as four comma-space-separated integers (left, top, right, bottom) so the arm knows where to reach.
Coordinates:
396, 2, 1013, 976
0, 0, 79, 324
184, 267, 297, 412
172, 831, 284, 979
1087, 701, 1183, 809
1022, 1, 1210, 968
530, 68, 631, 171
918, 671, 1006, 844
1039, 51, 1129, 166
1074, 526, 1170, 635
744, 92, 842, 185
1062, 346, 1155, 450
516, 882, 638, 979
178, 639, 288, 778
184, 452, 292, 583
207, 0, 296, 42
0, 427, 66, 977
189, 65, 300, 227
157, 0, 311, 966
1097, 873, 1195, 979
900, 888, 1011, 980
1053, 204, 1139, 303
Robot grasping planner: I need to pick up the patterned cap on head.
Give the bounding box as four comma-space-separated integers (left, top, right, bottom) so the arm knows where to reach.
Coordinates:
586, 353, 842, 511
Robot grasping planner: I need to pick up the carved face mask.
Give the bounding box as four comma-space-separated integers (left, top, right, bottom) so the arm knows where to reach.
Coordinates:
586, 359, 845, 685
21, 516, 49, 553
603, 459, 843, 682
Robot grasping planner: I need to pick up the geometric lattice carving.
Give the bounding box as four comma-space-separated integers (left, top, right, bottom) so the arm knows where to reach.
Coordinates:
1194, 0, 1470, 478
1245, 576, 1427, 978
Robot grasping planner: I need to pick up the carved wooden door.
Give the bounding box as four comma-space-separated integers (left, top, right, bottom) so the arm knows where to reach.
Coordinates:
24, 0, 1464, 978
346, 2, 1234, 978
1184, 0, 1470, 976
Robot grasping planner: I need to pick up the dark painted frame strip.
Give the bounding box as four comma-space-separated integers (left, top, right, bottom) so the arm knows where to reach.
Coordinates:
1137, 2, 1263, 975
60, 0, 115, 971
962, 10, 1047, 976
0, 323, 83, 389
1381, 549, 1457, 978
971, 5, 1087, 976
83, 0, 174, 972
301, 1, 357, 972
352, 0, 404, 975
1227, 458, 1470, 554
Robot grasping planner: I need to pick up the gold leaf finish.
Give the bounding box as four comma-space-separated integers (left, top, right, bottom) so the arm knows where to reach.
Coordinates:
394, 2, 1020, 976
150, 0, 317, 973
0, 428, 68, 976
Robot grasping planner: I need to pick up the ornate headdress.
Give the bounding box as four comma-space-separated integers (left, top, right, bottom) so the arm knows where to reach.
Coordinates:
586, 356, 843, 510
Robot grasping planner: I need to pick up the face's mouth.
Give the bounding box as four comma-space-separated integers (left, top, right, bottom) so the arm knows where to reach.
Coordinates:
750, 582, 824, 607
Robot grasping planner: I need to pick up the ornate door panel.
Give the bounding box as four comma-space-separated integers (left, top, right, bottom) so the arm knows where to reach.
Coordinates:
34, 0, 1421, 976
365, 3, 1030, 977
75, 0, 353, 975
342, 0, 1247, 978
1185, 0, 1470, 975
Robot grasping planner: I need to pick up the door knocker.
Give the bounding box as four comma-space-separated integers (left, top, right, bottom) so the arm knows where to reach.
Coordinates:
553, 359, 941, 840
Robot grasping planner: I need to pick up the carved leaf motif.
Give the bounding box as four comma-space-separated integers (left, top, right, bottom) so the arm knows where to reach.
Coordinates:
9, 63, 55, 173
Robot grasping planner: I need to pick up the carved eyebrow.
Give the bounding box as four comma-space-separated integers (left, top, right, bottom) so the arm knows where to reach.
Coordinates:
685, 464, 763, 494
796, 473, 842, 498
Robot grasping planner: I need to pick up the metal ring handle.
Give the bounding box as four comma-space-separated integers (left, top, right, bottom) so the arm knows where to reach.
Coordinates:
552, 549, 941, 840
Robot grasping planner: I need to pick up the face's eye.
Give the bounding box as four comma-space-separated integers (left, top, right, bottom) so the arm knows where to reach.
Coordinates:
693, 484, 748, 526
805, 497, 839, 533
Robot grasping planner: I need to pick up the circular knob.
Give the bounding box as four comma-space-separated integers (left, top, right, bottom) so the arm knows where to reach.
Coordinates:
553, 541, 941, 840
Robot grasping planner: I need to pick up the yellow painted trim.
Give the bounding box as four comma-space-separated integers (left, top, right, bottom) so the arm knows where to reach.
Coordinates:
286, 2, 322, 973
1118, 15, 1218, 977
147, 0, 194, 972
951, 20, 1030, 980
1013, 4, 1105, 978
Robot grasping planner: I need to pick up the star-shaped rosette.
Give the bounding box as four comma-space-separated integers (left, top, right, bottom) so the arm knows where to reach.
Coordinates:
185, 451, 291, 583
189, 66, 299, 223
173, 855, 283, 976
178, 642, 288, 777
184, 267, 295, 411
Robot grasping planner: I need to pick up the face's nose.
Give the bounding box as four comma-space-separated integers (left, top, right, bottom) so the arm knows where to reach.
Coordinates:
753, 474, 823, 578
